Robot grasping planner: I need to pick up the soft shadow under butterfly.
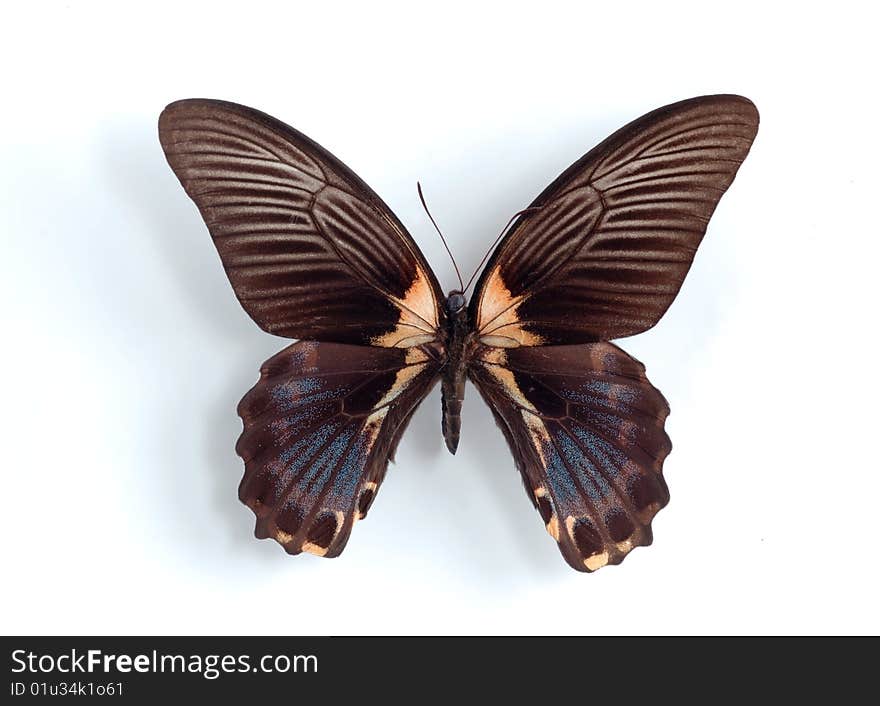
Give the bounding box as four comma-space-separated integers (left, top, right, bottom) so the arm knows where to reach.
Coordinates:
159, 95, 758, 571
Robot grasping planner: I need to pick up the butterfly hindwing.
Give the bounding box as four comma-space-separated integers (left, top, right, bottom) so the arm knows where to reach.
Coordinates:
470, 94, 759, 346
159, 99, 443, 347
237, 341, 441, 557
469, 343, 670, 571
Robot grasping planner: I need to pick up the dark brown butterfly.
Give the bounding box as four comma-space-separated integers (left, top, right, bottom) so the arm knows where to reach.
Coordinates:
158, 95, 758, 571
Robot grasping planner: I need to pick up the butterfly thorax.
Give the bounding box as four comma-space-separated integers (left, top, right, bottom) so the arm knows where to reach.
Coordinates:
440, 290, 472, 455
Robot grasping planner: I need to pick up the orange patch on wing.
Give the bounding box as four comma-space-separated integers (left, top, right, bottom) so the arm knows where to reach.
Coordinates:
361, 347, 429, 437
275, 529, 294, 544
301, 510, 345, 556
363, 407, 389, 438
478, 347, 507, 366
403, 346, 430, 364
546, 515, 561, 541
301, 542, 330, 557
371, 266, 439, 347
356, 481, 378, 521
476, 268, 543, 347
535, 487, 559, 540
563, 516, 612, 570
616, 538, 634, 554
584, 552, 610, 571
373, 348, 428, 409
481, 358, 550, 459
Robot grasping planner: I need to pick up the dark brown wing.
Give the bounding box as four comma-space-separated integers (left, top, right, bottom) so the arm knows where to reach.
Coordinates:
469, 343, 670, 571
237, 341, 441, 557
159, 99, 442, 347
470, 94, 759, 346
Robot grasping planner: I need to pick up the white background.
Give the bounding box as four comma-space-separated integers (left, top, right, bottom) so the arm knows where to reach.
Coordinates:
2, 1, 878, 635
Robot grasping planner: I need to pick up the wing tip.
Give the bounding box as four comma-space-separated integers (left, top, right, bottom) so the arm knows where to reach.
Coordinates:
157, 97, 279, 147
157, 98, 208, 138
612, 93, 760, 157
159, 96, 242, 118
672, 93, 759, 121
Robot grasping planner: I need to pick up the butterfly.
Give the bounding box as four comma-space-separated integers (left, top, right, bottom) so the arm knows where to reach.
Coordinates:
158, 95, 758, 571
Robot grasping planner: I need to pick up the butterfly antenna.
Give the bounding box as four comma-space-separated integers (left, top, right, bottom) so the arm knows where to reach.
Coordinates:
462, 206, 543, 294
417, 181, 464, 291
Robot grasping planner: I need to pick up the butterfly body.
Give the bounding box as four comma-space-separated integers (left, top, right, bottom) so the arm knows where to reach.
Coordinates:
440, 289, 471, 454
159, 95, 758, 571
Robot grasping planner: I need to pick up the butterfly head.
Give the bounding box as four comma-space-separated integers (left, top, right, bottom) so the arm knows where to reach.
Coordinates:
444, 290, 467, 315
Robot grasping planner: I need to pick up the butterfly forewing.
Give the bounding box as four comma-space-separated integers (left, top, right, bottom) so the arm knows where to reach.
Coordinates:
237, 341, 441, 556
158, 99, 443, 347
470, 94, 759, 345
